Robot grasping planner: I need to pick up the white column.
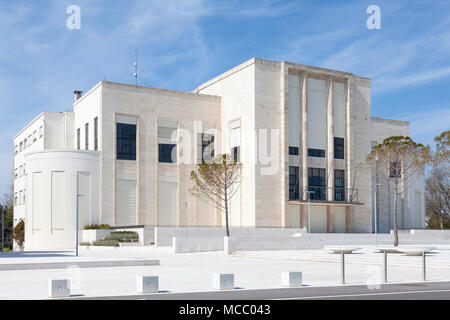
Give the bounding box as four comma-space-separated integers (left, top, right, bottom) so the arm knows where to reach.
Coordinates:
327, 79, 334, 202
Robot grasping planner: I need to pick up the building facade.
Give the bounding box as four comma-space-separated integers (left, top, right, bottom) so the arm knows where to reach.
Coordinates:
13, 58, 425, 250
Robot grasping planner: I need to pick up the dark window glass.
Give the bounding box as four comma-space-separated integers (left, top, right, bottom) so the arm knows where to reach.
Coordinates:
201, 133, 215, 163
231, 146, 240, 162
334, 169, 345, 201
94, 117, 98, 151
308, 167, 326, 200
117, 123, 136, 160
289, 146, 299, 156
334, 137, 344, 159
289, 166, 300, 200
308, 148, 325, 158
390, 161, 401, 178
159, 144, 176, 163
85, 123, 89, 150
77, 128, 80, 150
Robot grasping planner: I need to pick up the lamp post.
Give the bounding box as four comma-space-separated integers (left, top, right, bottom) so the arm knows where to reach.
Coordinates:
304, 190, 315, 234
75, 193, 84, 257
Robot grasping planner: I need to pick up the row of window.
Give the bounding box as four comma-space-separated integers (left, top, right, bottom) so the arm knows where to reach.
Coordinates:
77, 117, 98, 151
14, 189, 26, 206
15, 126, 43, 155
288, 167, 346, 201
288, 137, 345, 159
115, 123, 223, 164
14, 164, 26, 180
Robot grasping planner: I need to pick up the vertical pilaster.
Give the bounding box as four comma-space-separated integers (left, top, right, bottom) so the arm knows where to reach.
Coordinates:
327, 206, 335, 233
327, 79, 334, 202
301, 73, 308, 200
280, 62, 288, 227
345, 78, 353, 202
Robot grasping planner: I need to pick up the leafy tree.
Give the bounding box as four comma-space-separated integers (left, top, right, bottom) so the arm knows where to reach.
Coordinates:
367, 136, 431, 246
1, 184, 15, 251
190, 154, 242, 237
425, 130, 449, 229
12, 219, 25, 251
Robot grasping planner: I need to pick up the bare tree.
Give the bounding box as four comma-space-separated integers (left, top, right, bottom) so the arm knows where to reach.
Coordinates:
426, 130, 450, 228
190, 154, 242, 237
367, 136, 431, 246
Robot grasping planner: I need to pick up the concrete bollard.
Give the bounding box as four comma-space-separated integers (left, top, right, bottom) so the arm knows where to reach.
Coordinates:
48, 279, 70, 298
213, 273, 234, 290
281, 271, 303, 288
136, 276, 159, 294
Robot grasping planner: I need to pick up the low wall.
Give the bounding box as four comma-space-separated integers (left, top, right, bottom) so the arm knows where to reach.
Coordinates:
155, 226, 306, 246
172, 237, 224, 253
82, 227, 145, 246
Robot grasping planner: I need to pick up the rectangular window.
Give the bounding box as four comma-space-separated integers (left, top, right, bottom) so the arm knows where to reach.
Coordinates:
14, 193, 18, 206
24, 138, 27, 149
334, 169, 345, 201
77, 128, 80, 150
390, 161, 401, 178
33, 131, 37, 142
289, 146, 299, 156
200, 133, 214, 163
19, 142, 23, 152
308, 167, 326, 200
94, 117, 98, 151
14, 145, 18, 155
39, 126, 43, 137
158, 144, 176, 163
117, 123, 137, 160
334, 137, 344, 159
14, 168, 18, 180
85, 123, 89, 150
308, 148, 325, 158
19, 190, 23, 205
289, 166, 300, 200
231, 146, 240, 162
158, 121, 177, 164
28, 135, 32, 146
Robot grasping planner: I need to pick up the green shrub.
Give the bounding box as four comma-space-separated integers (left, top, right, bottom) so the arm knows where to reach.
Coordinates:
12, 219, 25, 250
84, 224, 112, 230
80, 242, 91, 246
105, 231, 139, 243
92, 239, 119, 247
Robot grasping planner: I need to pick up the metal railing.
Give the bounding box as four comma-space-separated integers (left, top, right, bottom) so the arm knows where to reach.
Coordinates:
289, 187, 359, 202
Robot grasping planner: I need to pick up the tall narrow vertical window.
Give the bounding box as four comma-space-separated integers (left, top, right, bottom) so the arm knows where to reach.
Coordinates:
231, 146, 240, 162
230, 120, 241, 163
77, 128, 80, 150
94, 117, 98, 151
308, 167, 326, 200
158, 120, 178, 163
334, 169, 345, 201
289, 166, 300, 200
199, 133, 214, 163
117, 123, 137, 160
85, 123, 89, 150
334, 137, 344, 159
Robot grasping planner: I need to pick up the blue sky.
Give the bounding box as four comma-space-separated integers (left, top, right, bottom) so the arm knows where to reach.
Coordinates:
1, 0, 449, 195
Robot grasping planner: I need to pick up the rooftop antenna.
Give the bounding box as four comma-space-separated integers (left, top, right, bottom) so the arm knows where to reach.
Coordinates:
133, 49, 138, 86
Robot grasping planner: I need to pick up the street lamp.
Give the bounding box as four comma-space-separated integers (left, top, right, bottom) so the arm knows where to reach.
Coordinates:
304, 190, 315, 234
75, 193, 84, 257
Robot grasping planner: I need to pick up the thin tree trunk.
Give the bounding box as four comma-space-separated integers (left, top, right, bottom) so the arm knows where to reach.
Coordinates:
224, 184, 230, 237
393, 180, 399, 246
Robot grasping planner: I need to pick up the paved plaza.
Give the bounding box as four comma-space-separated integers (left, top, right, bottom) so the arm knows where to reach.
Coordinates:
1, 245, 450, 299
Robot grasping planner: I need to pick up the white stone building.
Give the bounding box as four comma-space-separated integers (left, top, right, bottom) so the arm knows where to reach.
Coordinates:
13, 58, 425, 250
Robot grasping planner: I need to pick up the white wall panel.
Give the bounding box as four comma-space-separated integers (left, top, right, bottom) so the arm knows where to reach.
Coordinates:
307, 79, 327, 149
158, 181, 177, 226
334, 207, 346, 233
333, 82, 346, 138
116, 179, 136, 226
287, 205, 300, 228
310, 205, 327, 233
288, 75, 300, 148
196, 198, 216, 226
78, 172, 92, 228
51, 171, 66, 230
32, 172, 45, 230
